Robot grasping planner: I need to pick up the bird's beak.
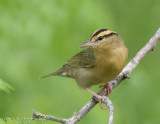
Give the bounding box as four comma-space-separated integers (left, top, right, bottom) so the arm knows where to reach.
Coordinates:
80, 41, 95, 48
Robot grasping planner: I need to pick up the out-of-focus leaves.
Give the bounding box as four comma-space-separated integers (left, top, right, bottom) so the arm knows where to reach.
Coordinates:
0, 118, 51, 124
0, 79, 14, 94
0, 118, 5, 124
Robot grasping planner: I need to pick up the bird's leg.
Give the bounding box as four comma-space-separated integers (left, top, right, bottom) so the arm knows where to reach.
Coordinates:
99, 83, 112, 96
86, 88, 107, 110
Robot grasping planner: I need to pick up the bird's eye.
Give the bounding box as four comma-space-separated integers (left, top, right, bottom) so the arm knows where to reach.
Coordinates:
98, 36, 104, 41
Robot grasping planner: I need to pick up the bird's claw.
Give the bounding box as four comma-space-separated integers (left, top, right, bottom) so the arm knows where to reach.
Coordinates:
99, 83, 112, 96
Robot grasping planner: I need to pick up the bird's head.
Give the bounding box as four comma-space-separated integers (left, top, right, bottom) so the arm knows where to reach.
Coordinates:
80, 29, 121, 48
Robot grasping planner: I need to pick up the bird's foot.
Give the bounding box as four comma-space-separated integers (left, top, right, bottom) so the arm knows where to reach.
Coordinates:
97, 95, 108, 110
86, 88, 107, 110
99, 83, 112, 96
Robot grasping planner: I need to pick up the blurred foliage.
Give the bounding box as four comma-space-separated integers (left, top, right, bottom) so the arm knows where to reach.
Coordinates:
0, 79, 14, 94
0, 118, 53, 124
0, 0, 160, 124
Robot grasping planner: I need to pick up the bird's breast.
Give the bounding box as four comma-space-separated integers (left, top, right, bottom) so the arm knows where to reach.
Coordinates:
94, 49, 127, 82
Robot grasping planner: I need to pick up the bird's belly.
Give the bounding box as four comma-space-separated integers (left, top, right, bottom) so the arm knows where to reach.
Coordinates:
74, 68, 102, 89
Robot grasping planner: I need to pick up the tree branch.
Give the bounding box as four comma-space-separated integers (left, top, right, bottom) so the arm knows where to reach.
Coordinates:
32, 28, 160, 124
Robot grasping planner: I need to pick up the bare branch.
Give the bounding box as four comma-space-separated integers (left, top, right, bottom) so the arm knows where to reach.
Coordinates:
32, 28, 160, 124
32, 110, 68, 123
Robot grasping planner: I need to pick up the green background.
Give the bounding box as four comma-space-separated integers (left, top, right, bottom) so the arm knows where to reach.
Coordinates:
0, 0, 160, 124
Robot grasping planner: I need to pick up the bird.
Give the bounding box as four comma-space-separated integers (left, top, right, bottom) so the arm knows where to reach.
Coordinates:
41, 29, 128, 109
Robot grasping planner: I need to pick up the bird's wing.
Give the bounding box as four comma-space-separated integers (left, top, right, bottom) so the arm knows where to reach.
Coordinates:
67, 48, 96, 68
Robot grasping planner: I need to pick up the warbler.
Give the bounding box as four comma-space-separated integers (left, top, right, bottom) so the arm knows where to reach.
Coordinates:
41, 29, 128, 108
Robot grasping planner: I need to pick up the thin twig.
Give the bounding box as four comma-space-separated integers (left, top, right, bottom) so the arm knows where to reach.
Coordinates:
32, 28, 160, 124
102, 97, 114, 124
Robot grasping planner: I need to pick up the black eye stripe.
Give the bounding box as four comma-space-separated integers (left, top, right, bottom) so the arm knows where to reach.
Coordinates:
96, 32, 118, 41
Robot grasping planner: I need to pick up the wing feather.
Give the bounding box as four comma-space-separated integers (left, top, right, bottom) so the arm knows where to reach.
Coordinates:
67, 48, 95, 68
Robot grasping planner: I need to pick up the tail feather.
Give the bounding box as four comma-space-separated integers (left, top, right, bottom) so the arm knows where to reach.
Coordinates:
40, 65, 72, 79
40, 72, 57, 79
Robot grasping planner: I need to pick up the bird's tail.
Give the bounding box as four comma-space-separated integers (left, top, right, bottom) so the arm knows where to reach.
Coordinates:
40, 72, 57, 79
